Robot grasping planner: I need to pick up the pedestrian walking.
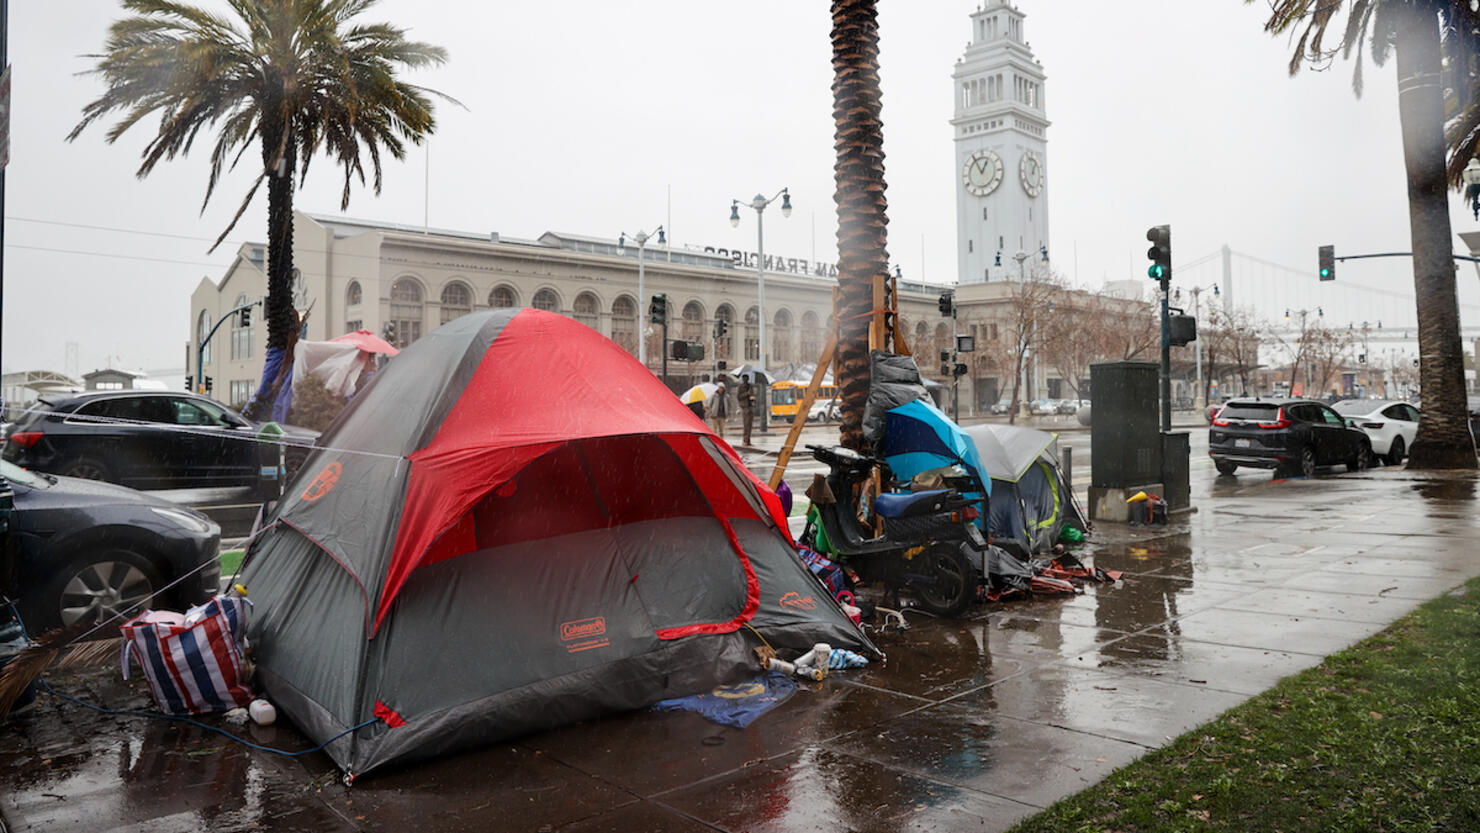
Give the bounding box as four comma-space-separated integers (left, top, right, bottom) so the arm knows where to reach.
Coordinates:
738, 378, 756, 446
707, 381, 729, 438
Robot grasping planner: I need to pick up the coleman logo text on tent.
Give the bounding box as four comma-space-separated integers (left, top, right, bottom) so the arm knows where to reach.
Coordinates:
560, 617, 607, 641
301, 462, 342, 502
779, 592, 818, 610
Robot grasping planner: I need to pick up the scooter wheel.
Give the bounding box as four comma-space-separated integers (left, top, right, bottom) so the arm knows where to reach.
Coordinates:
912, 543, 976, 617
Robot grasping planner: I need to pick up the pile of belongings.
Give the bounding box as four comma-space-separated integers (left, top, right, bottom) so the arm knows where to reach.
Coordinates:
981, 543, 1120, 602
862, 351, 1112, 604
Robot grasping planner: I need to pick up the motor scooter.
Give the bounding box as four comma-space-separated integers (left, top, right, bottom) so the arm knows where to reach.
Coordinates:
802, 444, 988, 617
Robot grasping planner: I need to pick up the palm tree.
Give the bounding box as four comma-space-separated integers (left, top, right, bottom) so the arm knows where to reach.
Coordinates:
830, 0, 890, 451
1255, 0, 1476, 468
69, 0, 449, 418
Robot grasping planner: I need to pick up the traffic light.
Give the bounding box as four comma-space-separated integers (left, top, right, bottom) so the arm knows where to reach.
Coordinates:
939, 349, 950, 377
1146, 225, 1171, 281
203, 376, 214, 394
938, 292, 954, 317
184, 375, 193, 392
1358, 354, 1367, 364
952, 362, 969, 378
239, 305, 251, 327
1318, 245, 1335, 281
714, 317, 729, 340
649, 294, 668, 325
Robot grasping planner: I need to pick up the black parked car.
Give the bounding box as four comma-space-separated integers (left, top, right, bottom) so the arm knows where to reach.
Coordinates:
1209, 397, 1374, 477
1, 460, 221, 632
2, 391, 316, 494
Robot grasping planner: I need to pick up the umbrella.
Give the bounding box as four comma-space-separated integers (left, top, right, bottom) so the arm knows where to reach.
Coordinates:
962, 424, 1058, 482
730, 365, 771, 384
332, 329, 400, 356
680, 382, 718, 404
880, 398, 990, 499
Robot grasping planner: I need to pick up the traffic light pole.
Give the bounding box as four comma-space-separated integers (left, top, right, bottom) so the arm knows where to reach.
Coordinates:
951, 303, 960, 423
195, 301, 259, 396
1160, 276, 1172, 433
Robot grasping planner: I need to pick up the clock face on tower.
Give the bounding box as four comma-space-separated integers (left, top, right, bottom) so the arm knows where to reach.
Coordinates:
962, 149, 1004, 197
1019, 151, 1043, 198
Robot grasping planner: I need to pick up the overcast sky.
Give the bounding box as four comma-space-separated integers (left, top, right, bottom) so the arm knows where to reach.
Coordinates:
6, 0, 1479, 378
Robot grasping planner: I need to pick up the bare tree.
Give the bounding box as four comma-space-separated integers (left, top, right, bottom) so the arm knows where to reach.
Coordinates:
1004, 273, 1062, 424
1204, 305, 1269, 396
1305, 322, 1357, 397
1037, 289, 1117, 402
1093, 296, 1159, 363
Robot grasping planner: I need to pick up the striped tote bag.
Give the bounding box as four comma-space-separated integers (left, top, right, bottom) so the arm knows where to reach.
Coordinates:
121, 595, 254, 715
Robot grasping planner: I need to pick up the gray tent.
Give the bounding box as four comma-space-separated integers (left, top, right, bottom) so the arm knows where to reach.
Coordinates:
963, 424, 1087, 555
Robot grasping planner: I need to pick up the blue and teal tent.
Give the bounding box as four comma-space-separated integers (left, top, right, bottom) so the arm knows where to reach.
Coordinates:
880, 398, 990, 527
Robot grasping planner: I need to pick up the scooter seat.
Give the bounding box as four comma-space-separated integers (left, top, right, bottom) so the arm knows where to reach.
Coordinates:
874, 489, 953, 519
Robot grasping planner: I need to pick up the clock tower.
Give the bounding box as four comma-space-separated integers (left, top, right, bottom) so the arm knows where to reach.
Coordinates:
953, 0, 1050, 284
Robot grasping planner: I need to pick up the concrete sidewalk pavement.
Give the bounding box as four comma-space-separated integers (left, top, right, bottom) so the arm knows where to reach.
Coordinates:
3, 466, 1476, 833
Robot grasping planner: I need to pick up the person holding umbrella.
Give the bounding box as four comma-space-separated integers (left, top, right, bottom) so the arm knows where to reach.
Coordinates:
706, 381, 729, 438
737, 377, 756, 446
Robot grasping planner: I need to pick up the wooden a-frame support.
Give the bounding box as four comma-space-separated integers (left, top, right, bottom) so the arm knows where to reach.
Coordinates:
766, 275, 912, 490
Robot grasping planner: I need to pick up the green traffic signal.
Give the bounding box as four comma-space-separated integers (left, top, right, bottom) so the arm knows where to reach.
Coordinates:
1148, 264, 1165, 279
1319, 267, 1331, 278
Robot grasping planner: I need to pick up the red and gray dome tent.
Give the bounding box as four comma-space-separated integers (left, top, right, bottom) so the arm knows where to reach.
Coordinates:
241, 309, 874, 778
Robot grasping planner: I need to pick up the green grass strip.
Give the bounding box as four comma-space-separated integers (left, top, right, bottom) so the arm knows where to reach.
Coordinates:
218, 549, 244, 577
1009, 577, 1480, 833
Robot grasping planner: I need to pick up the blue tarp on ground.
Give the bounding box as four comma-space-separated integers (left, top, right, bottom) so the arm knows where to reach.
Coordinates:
651, 672, 798, 728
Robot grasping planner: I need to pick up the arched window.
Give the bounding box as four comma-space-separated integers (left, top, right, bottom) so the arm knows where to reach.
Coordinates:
230, 293, 253, 360
916, 320, 930, 350
532, 288, 559, 313
440, 281, 472, 325
800, 310, 821, 364
744, 306, 760, 362
346, 280, 363, 307
714, 304, 735, 362
573, 292, 600, 329
196, 310, 212, 365
389, 278, 424, 349
611, 295, 637, 355
490, 285, 518, 309
772, 309, 794, 365
681, 300, 704, 341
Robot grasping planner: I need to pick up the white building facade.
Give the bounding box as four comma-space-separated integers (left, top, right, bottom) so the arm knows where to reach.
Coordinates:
953, 0, 1051, 285
189, 212, 951, 410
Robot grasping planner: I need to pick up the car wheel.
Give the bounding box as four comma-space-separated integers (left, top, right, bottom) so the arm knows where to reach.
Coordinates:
1215, 460, 1238, 476
36, 549, 162, 632
1385, 436, 1405, 467
62, 456, 113, 482
1298, 446, 1317, 477
1347, 443, 1372, 472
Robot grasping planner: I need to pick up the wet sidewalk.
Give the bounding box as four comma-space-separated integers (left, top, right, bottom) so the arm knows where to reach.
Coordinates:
3, 468, 1477, 832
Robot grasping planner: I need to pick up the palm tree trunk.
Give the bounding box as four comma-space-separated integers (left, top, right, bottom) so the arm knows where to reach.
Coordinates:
245, 115, 297, 420
1395, 0, 1477, 468
831, 0, 889, 451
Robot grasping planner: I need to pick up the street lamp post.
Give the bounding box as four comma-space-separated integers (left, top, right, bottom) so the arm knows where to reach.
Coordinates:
1175, 284, 1219, 410
1013, 250, 1031, 417
730, 188, 791, 431
617, 226, 665, 369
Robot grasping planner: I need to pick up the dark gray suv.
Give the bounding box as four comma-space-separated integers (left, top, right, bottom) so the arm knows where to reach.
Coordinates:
1209, 398, 1374, 477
